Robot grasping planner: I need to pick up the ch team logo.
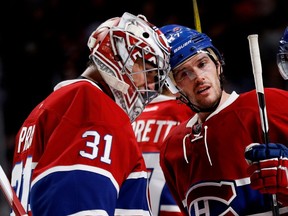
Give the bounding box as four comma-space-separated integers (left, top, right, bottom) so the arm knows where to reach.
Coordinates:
185, 181, 238, 216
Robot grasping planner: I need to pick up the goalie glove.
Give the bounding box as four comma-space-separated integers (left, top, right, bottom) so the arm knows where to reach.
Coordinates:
245, 143, 288, 206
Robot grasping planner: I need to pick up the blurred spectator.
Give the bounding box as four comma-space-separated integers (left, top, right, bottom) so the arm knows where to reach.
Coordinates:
199, 0, 288, 92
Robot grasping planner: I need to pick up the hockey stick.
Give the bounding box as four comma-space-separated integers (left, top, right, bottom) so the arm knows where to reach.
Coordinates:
247, 34, 279, 216
0, 165, 28, 216
192, 0, 201, 32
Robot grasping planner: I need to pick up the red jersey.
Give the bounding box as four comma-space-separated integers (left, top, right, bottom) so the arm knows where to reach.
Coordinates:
11, 79, 151, 216
133, 94, 193, 216
160, 88, 288, 216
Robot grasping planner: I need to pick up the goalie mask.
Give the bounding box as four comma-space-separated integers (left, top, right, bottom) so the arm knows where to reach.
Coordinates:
277, 26, 288, 80
87, 12, 170, 122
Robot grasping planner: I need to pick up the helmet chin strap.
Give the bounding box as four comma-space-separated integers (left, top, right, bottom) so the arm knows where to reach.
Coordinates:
177, 91, 222, 113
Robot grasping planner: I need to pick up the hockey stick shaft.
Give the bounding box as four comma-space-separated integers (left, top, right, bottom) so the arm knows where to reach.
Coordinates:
192, 0, 201, 32
0, 165, 27, 216
248, 34, 269, 141
247, 34, 279, 216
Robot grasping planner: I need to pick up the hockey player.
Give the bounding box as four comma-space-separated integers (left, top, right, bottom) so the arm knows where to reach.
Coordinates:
132, 84, 193, 216
159, 24, 288, 215
10, 12, 171, 215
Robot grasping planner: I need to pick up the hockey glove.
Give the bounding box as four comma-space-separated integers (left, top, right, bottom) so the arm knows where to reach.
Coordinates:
245, 143, 288, 205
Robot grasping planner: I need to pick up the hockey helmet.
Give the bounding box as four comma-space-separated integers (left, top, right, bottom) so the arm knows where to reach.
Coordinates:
160, 24, 224, 70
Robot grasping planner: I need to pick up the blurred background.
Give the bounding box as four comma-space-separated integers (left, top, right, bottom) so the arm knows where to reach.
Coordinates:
0, 0, 287, 214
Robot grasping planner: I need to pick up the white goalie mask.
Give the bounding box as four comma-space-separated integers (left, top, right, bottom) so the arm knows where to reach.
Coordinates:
87, 12, 171, 122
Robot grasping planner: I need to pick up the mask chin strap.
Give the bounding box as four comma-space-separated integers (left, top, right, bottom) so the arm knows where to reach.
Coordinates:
92, 56, 130, 94
98, 69, 129, 94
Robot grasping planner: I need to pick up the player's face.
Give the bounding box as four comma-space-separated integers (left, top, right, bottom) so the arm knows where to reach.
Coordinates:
172, 52, 222, 110
131, 58, 157, 90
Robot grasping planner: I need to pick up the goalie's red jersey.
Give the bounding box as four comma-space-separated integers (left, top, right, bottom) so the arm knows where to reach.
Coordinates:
11, 79, 151, 216
160, 88, 288, 216
132, 95, 193, 216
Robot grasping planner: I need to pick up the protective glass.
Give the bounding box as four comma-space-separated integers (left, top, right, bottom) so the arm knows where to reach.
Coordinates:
172, 51, 211, 83
173, 69, 205, 83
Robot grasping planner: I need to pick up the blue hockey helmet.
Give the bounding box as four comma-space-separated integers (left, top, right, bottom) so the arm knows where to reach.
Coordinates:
160, 24, 224, 70
160, 24, 225, 113
277, 26, 288, 80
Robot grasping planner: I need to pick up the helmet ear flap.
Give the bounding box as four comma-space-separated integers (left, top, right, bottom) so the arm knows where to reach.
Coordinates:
164, 75, 179, 94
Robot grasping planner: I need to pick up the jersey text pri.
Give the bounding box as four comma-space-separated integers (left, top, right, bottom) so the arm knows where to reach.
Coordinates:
17, 125, 35, 153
